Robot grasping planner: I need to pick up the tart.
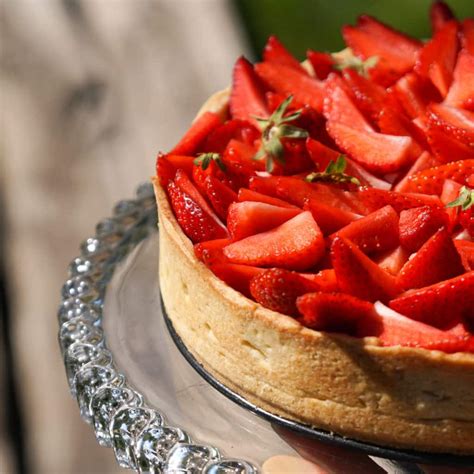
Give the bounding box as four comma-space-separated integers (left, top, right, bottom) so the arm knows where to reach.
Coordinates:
154, 3, 474, 455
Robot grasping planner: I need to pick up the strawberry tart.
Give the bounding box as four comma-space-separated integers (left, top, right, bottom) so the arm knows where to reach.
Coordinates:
153, 2, 474, 455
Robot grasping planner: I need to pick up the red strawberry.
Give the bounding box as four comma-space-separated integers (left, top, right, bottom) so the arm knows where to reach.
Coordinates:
156, 155, 176, 187
430, 1, 456, 33
389, 271, 474, 328
202, 119, 259, 153
331, 237, 399, 302
358, 188, 443, 213
394, 151, 441, 192
227, 201, 301, 241
400, 160, 474, 195
237, 188, 299, 209
377, 246, 410, 275
302, 269, 339, 293
255, 62, 325, 112
444, 50, 474, 111
326, 121, 413, 174
223, 139, 264, 172
304, 199, 361, 235
210, 263, 265, 298
250, 268, 322, 316
194, 238, 232, 265
462, 19, 474, 54
399, 205, 449, 252
263, 36, 307, 73
306, 50, 334, 79
370, 303, 469, 352
170, 111, 222, 156
204, 176, 238, 221
455, 240, 474, 271
397, 228, 464, 290
223, 211, 325, 271
230, 57, 269, 127
330, 205, 399, 255
167, 181, 227, 243
415, 20, 459, 97
164, 154, 195, 176
459, 207, 474, 237
441, 179, 463, 227
297, 292, 376, 335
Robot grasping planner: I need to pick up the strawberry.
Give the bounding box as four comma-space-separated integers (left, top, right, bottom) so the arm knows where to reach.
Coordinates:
304, 199, 360, 235
164, 154, 195, 176
227, 201, 301, 241
326, 121, 413, 174
263, 36, 307, 73
399, 205, 449, 252
455, 240, 474, 271
202, 119, 259, 153
389, 271, 474, 328
370, 303, 469, 352
430, 1, 456, 33
250, 268, 322, 316
394, 151, 441, 192
167, 181, 227, 243
440, 178, 462, 227
397, 228, 464, 290
170, 111, 222, 156
358, 188, 443, 213
255, 62, 325, 112
223, 211, 325, 271
204, 176, 238, 221
223, 138, 265, 172
194, 238, 232, 265
459, 207, 474, 237
156, 155, 176, 187
331, 237, 399, 302
230, 56, 269, 128
210, 263, 265, 298
376, 246, 410, 275
330, 205, 399, 255
462, 19, 474, 54
297, 292, 376, 335
305, 137, 339, 170
415, 20, 459, 97
237, 188, 299, 209
306, 50, 334, 79
400, 160, 474, 195
444, 50, 474, 111
302, 269, 339, 292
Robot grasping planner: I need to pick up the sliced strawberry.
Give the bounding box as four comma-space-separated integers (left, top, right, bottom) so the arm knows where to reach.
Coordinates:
223, 138, 264, 172
415, 20, 459, 97
304, 199, 360, 235
370, 303, 469, 352
170, 111, 222, 156
202, 119, 259, 153
210, 263, 265, 298
430, 1, 456, 33
302, 269, 339, 293
255, 62, 325, 112
194, 238, 232, 265
400, 159, 474, 195
394, 151, 441, 192
192, 160, 226, 195
326, 122, 413, 174
399, 205, 449, 252
204, 176, 238, 221
389, 271, 474, 328
250, 268, 322, 316
444, 50, 474, 111
306, 50, 334, 79
455, 240, 474, 271
305, 137, 339, 170
297, 292, 376, 335
331, 237, 399, 302
440, 178, 462, 226
167, 181, 227, 243
156, 155, 176, 187
358, 188, 443, 213
263, 36, 307, 73
330, 205, 399, 255
462, 19, 474, 54
164, 154, 195, 176
460, 207, 474, 238
227, 201, 301, 241
377, 246, 410, 275
230, 57, 269, 127
237, 188, 299, 209
223, 211, 325, 271
398, 228, 464, 290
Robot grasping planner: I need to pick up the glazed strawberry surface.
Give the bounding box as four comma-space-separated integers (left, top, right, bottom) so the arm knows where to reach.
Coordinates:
157, 2, 474, 353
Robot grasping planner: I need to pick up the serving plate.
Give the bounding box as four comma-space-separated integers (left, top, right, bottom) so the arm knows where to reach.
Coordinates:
57, 183, 474, 473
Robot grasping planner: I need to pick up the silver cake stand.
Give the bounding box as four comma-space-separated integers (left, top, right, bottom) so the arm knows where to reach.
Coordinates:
57, 183, 474, 473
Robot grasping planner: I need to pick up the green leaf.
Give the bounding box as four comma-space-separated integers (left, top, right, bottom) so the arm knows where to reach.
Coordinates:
194, 152, 226, 171
331, 48, 378, 77
277, 124, 309, 139
305, 155, 359, 186
446, 186, 474, 211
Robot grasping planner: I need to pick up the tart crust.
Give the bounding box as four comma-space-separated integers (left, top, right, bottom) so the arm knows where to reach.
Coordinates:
154, 89, 474, 455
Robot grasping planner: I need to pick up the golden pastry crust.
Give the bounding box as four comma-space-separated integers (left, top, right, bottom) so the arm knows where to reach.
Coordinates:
154, 89, 474, 455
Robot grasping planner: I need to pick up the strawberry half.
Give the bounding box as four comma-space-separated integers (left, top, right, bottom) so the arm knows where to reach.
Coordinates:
377, 246, 410, 275
202, 119, 259, 153
230, 57, 269, 128
304, 199, 361, 235
397, 228, 464, 290
194, 238, 231, 265
394, 151, 441, 192
237, 188, 299, 209
156, 155, 177, 187
306, 50, 334, 79
204, 176, 238, 221
250, 268, 322, 316
210, 263, 265, 298
455, 240, 474, 271
331, 237, 399, 302
444, 50, 474, 111
227, 201, 301, 241
263, 35, 307, 73
297, 292, 376, 335
389, 271, 474, 329
223, 211, 325, 271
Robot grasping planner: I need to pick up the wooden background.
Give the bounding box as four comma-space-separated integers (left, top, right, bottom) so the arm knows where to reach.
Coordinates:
0, 1, 248, 472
